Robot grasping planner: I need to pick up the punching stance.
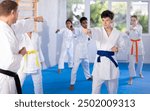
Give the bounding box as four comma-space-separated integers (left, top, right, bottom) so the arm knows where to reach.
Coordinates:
70, 17, 92, 90
91, 10, 124, 94
56, 19, 74, 73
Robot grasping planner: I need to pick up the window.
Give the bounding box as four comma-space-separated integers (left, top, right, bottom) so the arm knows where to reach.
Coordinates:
90, 0, 108, 27
67, 0, 85, 27
66, 0, 150, 34
111, 2, 127, 32
130, 1, 149, 33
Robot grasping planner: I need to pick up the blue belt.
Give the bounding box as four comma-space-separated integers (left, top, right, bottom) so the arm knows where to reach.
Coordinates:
97, 50, 118, 67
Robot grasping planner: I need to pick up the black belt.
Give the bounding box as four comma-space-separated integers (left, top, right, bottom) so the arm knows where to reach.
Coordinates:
0, 68, 22, 94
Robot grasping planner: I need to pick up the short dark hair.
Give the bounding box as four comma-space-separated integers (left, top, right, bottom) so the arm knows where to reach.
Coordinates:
66, 19, 72, 24
80, 17, 87, 23
131, 15, 138, 20
0, 0, 18, 16
101, 10, 114, 20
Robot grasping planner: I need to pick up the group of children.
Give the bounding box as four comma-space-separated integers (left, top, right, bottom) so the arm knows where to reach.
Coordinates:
0, 0, 144, 94
56, 10, 144, 94
56, 17, 93, 91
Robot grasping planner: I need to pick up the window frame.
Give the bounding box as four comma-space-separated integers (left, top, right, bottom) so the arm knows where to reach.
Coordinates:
16, 0, 38, 31
109, 0, 150, 35
83, 0, 150, 35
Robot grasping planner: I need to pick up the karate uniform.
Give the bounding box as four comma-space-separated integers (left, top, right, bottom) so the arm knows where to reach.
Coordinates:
91, 27, 124, 94
128, 25, 144, 77
18, 32, 44, 94
70, 28, 92, 85
0, 19, 35, 94
57, 28, 74, 69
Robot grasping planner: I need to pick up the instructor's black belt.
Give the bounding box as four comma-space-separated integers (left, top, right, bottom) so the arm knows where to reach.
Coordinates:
0, 68, 22, 94
97, 50, 118, 67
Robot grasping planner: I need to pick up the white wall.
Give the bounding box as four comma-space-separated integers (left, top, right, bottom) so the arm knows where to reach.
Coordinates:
142, 35, 150, 63
38, 0, 66, 67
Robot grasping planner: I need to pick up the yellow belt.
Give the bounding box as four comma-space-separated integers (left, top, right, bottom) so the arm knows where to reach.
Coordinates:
24, 50, 40, 67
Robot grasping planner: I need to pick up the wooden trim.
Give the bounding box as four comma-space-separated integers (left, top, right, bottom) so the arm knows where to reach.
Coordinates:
17, 0, 38, 32
33, 0, 38, 32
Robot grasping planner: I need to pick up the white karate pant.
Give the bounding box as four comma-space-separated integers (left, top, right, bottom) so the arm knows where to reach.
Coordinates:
58, 45, 73, 69
70, 58, 91, 85
128, 55, 144, 77
19, 69, 43, 94
92, 78, 118, 94
0, 74, 17, 94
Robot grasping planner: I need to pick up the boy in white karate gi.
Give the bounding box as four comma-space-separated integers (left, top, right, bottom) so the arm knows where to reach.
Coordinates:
18, 31, 44, 94
56, 19, 74, 73
91, 10, 124, 94
127, 15, 144, 85
69, 17, 92, 90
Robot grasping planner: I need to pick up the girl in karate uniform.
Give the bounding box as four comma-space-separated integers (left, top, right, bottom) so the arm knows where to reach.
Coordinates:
18, 32, 44, 94
127, 15, 144, 85
56, 19, 74, 73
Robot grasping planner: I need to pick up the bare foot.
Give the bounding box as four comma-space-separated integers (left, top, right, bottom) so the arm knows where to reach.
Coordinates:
57, 69, 61, 74
69, 85, 74, 90
128, 78, 133, 85
139, 73, 144, 78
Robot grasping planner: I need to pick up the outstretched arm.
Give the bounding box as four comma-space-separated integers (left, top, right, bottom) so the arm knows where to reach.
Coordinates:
12, 16, 44, 35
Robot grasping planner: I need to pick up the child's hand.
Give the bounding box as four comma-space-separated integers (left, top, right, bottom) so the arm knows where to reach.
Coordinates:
70, 26, 74, 31
34, 16, 44, 22
19, 47, 27, 56
111, 46, 118, 52
130, 27, 135, 31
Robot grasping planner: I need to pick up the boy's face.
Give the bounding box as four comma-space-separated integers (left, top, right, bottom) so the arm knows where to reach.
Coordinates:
81, 20, 88, 29
130, 17, 138, 26
66, 21, 72, 29
102, 17, 113, 29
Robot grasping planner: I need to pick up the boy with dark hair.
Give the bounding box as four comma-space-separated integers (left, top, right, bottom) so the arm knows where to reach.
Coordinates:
91, 10, 124, 94
79, 17, 87, 23
101, 10, 114, 20
69, 17, 92, 90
